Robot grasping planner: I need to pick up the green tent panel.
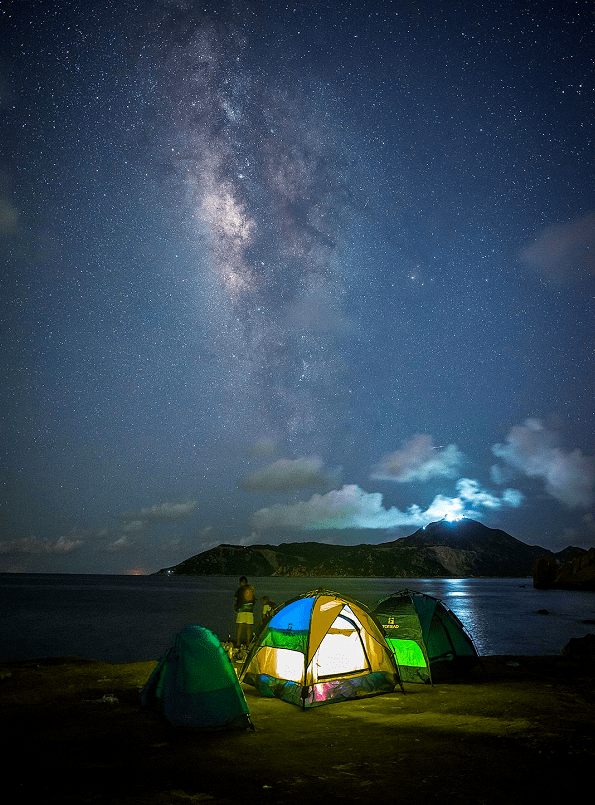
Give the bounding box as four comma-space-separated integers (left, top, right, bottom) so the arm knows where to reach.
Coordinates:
372, 590, 480, 684
141, 625, 252, 730
239, 589, 404, 708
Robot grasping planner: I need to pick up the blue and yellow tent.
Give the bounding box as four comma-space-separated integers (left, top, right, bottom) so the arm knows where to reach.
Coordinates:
239, 589, 403, 708
372, 590, 480, 684
141, 625, 252, 729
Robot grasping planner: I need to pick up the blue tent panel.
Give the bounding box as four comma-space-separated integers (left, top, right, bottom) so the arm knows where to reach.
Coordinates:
268, 596, 315, 630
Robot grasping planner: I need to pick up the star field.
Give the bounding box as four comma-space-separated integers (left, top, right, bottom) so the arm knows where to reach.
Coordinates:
1, 1, 594, 573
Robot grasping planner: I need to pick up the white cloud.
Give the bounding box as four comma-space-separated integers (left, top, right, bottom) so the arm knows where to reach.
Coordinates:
121, 500, 197, 525
240, 456, 340, 493
490, 463, 516, 486
492, 419, 595, 507
107, 535, 130, 552
455, 478, 523, 510
121, 519, 146, 533
250, 479, 522, 531
0, 197, 20, 236
251, 438, 278, 458
109, 500, 198, 549
371, 435, 464, 482
519, 211, 595, 281
0, 535, 83, 554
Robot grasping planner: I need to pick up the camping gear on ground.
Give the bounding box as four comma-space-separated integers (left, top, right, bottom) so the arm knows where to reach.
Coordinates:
141, 624, 252, 729
372, 589, 480, 684
239, 588, 404, 708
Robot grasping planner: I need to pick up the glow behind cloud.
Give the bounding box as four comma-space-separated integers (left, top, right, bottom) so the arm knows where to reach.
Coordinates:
250, 479, 523, 533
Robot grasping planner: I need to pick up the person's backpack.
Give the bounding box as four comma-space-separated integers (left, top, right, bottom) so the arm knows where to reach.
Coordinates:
239, 585, 255, 606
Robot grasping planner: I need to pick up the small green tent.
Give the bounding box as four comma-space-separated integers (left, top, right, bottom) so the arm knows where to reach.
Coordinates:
141, 625, 252, 729
372, 590, 480, 684
239, 588, 403, 708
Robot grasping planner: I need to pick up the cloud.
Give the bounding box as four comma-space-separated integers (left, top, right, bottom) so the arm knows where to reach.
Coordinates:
0, 535, 83, 554
121, 500, 197, 528
107, 535, 131, 552
557, 513, 595, 551
104, 500, 199, 551
250, 479, 522, 531
251, 438, 278, 458
240, 456, 340, 493
492, 419, 595, 507
371, 435, 464, 482
519, 211, 595, 281
0, 197, 19, 236
455, 478, 523, 510
120, 519, 146, 534
489, 463, 516, 486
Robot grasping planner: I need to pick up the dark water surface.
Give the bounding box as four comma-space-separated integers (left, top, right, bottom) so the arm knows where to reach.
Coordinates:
1, 574, 594, 663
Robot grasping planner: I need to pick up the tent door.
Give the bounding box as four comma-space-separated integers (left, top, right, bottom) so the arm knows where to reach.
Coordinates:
314, 613, 369, 680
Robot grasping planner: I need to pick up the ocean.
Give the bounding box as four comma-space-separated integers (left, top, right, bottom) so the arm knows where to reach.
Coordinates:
1, 573, 594, 663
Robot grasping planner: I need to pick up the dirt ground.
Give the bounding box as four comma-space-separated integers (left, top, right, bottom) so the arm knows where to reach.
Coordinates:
2, 654, 594, 804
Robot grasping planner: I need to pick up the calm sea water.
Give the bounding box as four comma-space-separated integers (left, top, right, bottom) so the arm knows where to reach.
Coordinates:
1, 574, 594, 663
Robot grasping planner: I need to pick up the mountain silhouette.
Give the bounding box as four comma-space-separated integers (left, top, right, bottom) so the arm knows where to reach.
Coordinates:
157, 518, 587, 578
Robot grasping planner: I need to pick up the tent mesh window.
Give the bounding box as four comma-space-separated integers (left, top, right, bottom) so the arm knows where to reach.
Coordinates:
314, 612, 369, 679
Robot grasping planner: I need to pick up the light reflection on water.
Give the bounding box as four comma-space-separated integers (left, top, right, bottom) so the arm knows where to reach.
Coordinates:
1, 573, 594, 662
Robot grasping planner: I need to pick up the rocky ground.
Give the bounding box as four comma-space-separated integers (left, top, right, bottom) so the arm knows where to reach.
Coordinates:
2, 654, 594, 804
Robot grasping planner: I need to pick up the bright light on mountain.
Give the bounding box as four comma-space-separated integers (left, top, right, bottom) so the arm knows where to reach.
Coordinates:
444, 513, 465, 522
437, 499, 466, 522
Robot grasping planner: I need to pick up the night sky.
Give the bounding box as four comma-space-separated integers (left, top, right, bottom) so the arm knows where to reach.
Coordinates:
2, 1, 594, 574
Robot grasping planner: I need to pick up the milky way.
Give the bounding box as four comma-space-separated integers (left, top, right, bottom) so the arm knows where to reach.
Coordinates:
148, 11, 353, 452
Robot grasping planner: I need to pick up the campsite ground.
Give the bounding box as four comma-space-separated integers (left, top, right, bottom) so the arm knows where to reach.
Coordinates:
2, 655, 594, 804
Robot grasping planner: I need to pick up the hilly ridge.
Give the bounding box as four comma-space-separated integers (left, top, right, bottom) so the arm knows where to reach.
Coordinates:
158, 518, 587, 578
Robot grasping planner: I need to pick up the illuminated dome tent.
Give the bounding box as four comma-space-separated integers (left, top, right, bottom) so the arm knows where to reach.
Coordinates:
239, 589, 404, 708
372, 590, 480, 685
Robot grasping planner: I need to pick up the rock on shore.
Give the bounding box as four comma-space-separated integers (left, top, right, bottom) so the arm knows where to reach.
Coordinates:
533, 547, 595, 590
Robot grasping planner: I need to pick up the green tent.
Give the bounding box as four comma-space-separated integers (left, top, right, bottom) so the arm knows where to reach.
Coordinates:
372, 590, 480, 684
141, 625, 252, 730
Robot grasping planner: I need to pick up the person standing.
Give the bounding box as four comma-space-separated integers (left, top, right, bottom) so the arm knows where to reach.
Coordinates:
233, 576, 256, 649
260, 595, 276, 625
